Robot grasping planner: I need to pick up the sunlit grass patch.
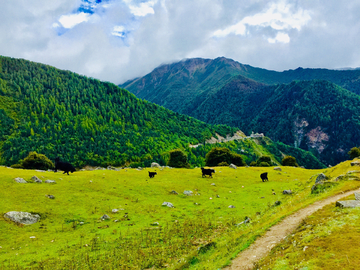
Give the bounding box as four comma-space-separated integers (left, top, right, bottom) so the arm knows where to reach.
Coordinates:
0, 161, 359, 269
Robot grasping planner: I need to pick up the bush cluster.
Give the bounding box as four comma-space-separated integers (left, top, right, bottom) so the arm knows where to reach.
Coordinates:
19, 151, 54, 170
205, 147, 246, 167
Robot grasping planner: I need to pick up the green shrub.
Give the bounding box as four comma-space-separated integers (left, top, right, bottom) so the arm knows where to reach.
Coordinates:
250, 161, 257, 166
282, 156, 299, 167
259, 161, 270, 167
205, 147, 246, 167
256, 156, 271, 166
10, 163, 24, 169
21, 151, 54, 170
348, 147, 360, 159
167, 149, 190, 168
218, 162, 229, 166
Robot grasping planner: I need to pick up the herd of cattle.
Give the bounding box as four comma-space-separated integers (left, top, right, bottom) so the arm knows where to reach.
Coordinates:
54, 158, 269, 182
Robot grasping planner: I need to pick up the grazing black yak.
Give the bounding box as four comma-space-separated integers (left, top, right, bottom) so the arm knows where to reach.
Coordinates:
201, 167, 215, 178
54, 157, 76, 175
260, 172, 268, 182
148, 171, 157, 178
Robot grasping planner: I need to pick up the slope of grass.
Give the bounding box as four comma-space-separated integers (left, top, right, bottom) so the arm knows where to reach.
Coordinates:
0, 160, 359, 269
255, 193, 360, 269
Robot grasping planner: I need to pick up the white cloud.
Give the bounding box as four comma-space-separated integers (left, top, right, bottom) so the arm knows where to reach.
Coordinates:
212, 0, 311, 43
268, 32, 290, 43
1, 0, 360, 84
124, 0, 158, 17
58, 12, 91, 29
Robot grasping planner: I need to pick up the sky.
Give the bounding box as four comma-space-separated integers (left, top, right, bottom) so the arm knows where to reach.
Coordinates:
1, 0, 360, 84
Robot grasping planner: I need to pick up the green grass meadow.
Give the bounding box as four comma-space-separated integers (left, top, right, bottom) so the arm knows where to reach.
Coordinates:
1, 161, 359, 269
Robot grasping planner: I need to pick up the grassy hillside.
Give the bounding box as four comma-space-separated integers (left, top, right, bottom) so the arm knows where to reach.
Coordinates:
256, 190, 360, 269
1, 160, 359, 269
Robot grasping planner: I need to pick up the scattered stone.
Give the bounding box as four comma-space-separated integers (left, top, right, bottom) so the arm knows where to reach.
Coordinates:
32, 176, 42, 183
44, 180, 56, 184
229, 164, 237, 169
101, 214, 111, 220
35, 170, 46, 172
151, 162, 161, 168
283, 190, 292, 195
29, 236, 36, 239
162, 202, 174, 208
236, 216, 251, 226
137, 167, 143, 170
355, 193, 360, 201
46, 195, 55, 199
95, 167, 106, 170
170, 190, 178, 195
216, 195, 220, 198
228, 205, 236, 208
335, 175, 345, 181
107, 166, 120, 171
79, 222, 84, 225
242, 186, 244, 188
14, 177, 27, 183
183, 190, 193, 196
261, 197, 265, 199
112, 209, 119, 213
274, 167, 282, 171
209, 197, 212, 200
150, 222, 159, 226
336, 200, 360, 208
274, 201, 281, 206
315, 173, 326, 184
4, 211, 40, 225
211, 183, 216, 186
351, 161, 360, 166
303, 246, 308, 252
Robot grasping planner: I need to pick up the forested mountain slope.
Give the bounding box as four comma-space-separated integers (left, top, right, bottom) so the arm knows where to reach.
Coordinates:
0, 56, 237, 167
0, 56, 324, 168
192, 78, 360, 165
121, 58, 360, 165
120, 57, 360, 112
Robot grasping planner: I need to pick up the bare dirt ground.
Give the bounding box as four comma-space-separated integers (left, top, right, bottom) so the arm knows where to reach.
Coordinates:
224, 187, 360, 270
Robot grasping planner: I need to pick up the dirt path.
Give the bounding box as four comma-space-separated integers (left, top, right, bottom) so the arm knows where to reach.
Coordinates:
224, 187, 360, 270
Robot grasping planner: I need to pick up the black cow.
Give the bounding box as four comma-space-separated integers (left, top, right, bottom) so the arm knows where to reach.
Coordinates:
201, 167, 215, 178
260, 172, 268, 182
148, 171, 157, 178
54, 157, 76, 175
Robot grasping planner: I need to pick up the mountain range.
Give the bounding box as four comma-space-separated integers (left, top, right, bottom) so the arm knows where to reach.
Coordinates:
0, 56, 323, 168
121, 57, 360, 165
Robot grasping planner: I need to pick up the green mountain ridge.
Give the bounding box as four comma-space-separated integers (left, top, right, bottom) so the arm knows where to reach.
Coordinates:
0, 56, 323, 168
121, 57, 360, 165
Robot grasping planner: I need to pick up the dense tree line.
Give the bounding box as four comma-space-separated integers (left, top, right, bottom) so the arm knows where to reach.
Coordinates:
0, 56, 236, 167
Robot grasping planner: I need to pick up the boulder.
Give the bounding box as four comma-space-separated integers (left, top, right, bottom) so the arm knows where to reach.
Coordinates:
112, 209, 119, 213
274, 167, 282, 171
31, 176, 42, 183
162, 202, 174, 208
151, 162, 161, 168
283, 190, 292, 195
101, 214, 111, 220
45, 180, 56, 184
14, 177, 27, 183
315, 173, 326, 184
351, 161, 360, 166
107, 166, 120, 171
183, 190, 193, 196
229, 164, 237, 169
228, 205, 236, 208
170, 190, 178, 195
211, 183, 216, 186
4, 211, 40, 225
336, 200, 360, 208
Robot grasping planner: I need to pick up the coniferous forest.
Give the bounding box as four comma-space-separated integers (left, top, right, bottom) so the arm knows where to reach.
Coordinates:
0, 56, 325, 169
